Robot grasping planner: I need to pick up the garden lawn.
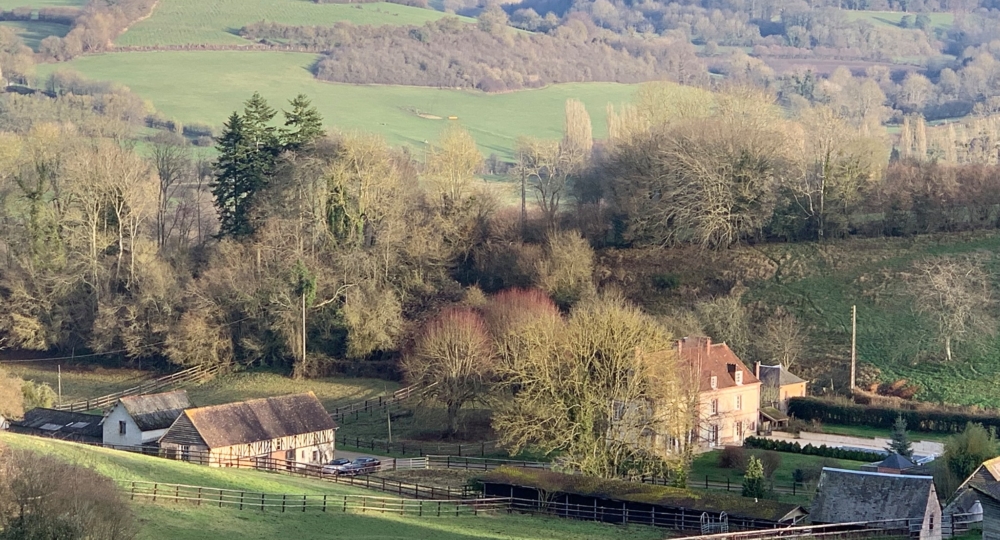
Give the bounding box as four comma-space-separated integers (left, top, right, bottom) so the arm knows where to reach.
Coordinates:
39, 51, 637, 158
689, 449, 865, 487
812, 423, 952, 443
115, 0, 471, 47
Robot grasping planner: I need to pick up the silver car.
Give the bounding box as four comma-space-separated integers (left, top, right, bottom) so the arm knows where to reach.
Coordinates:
321, 458, 352, 475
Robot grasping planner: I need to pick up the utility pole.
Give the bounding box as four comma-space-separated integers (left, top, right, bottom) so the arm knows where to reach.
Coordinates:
301, 292, 307, 366
57, 364, 62, 405
519, 150, 527, 237
386, 385, 392, 444
850, 305, 857, 391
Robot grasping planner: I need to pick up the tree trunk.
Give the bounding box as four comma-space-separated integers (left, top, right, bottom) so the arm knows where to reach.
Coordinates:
945, 335, 952, 362
446, 401, 460, 437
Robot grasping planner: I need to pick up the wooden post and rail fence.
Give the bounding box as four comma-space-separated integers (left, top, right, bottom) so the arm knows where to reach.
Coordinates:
52, 364, 223, 412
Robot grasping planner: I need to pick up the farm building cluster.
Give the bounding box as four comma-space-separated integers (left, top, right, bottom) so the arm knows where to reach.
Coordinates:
7, 390, 338, 468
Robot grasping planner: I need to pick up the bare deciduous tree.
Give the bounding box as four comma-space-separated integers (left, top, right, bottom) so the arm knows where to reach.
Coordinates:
911, 256, 997, 362
562, 99, 593, 164
402, 308, 495, 437
150, 132, 192, 249
535, 230, 595, 310
424, 124, 482, 204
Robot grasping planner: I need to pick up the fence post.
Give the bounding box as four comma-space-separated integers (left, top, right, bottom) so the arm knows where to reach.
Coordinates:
344, 495, 347, 512
705, 475, 709, 488
793, 482, 796, 496
323, 495, 327, 512
727, 477, 730, 491
363, 497, 367, 513
481, 442, 485, 457
303, 495, 307, 512
175, 485, 180, 503
240, 491, 244, 510
219, 489, 224, 508
458, 444, 462, 457
438, 501, 441, 517
261, 493, 265, 511
282, 494, 286, 513
131, 482, 136, 501
153, 483, 158, 502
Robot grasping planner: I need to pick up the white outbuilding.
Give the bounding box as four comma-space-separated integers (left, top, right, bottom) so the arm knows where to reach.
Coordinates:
102, 390, 190, 447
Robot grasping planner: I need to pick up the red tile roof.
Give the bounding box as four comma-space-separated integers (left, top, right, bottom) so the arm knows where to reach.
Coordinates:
675, 337, 760, 392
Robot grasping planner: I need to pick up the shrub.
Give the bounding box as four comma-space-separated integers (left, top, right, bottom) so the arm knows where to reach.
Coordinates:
652, 273, 681, 291
719, 446, 747, 470
743, 436, 882, 462
758, 450, 781, 479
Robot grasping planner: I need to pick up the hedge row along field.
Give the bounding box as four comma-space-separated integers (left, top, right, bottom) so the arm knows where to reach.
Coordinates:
788, 396, 1000, 434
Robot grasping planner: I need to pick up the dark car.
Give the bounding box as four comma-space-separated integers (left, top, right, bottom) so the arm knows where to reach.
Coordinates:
321, 458, 352, 475
342, 457, 381, 475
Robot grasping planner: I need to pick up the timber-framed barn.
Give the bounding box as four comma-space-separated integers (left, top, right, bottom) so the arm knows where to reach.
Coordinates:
159, 392, 337, 467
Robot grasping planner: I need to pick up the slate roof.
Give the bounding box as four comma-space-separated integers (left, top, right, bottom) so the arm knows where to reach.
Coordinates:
676, 337, 760, 392
116, 390, 190, 431
878, 453, 915, 471
810, 468, 936, 523
165, 392, 337, 449
758, 364, 806, 387
14, 408, 103, 441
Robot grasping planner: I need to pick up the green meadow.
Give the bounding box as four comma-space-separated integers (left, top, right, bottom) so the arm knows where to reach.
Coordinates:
0, 433, 663, 540
40, 51, 638, 157
0, 20, 69, 49
115, 0, 471, 47
843, 10, 954, 29
0, 0, 82, 9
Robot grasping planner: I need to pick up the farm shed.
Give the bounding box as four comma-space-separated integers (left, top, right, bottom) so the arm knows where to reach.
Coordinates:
11, 408, 103, 443
811, 468, 941, 540
972, 486, 1000, 540
159, 392, 337, 468
859, 453, 915, 475
102, 390, 190, 447
480, 467, 806, 532
942, 456, 999, 531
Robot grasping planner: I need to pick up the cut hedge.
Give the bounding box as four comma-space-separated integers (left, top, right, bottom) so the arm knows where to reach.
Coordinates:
742, 436, 882, 462
788, 396, 1000, 434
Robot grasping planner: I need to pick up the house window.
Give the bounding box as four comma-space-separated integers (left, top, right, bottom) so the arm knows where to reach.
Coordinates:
275, 440, 282, 450
710, 376, 718, 390
312, 451, 318, 462
736, 421, 744, 439
119, 421, 127, 435
735, 371, 743, 385
180, 445, 191, 462
709, 425, 719, 446
930, 514, 935, 531
736, 395, 742, 410
710, 399, 719, 416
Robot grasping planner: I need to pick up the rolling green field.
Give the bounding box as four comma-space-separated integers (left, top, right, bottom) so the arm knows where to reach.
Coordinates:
0, 433, 663, 540
0, 0, 82, 8
115, 0, 470, 47
0, 20, 69, 49
750, 231, 1000, 407
40, 51, 637, 157
843, 10, 954, 29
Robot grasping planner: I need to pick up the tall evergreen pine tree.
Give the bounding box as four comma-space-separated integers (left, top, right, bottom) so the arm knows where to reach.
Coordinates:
282, 94, 325, 150
887, 415, 914, 459
213, 93, 282, 238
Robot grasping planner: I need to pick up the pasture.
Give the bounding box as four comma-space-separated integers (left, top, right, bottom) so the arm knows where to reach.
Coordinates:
39, 51, 637, 157
749, 230, 1000, 407
0, 433, 663, 540
0, 20, 69, 49
0, 0, 81, 8
843, 10, 954, 29
114, 0, 471, 47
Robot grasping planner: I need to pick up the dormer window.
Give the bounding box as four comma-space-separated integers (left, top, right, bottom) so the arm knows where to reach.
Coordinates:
735, 371, 743, 385
710, 375, 717, 390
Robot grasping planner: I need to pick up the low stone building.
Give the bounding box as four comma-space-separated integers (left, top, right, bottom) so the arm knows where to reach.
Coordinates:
159, 392, 337, 467
811, 468, 941, 540
102, 390, 190, 447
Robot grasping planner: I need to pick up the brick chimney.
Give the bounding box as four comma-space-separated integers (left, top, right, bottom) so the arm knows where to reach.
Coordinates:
754, 361, 761, 379
704, 336, 711, 356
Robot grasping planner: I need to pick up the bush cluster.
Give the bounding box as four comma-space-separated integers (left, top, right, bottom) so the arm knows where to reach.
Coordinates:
743, 436, 882, 462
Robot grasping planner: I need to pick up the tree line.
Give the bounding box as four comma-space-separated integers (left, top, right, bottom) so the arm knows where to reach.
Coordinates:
241, 15, 707, 92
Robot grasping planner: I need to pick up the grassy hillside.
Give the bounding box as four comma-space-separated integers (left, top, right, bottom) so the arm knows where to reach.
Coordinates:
843, 10, 954, 29
115, 0, 471, 47
0, 433, 663, 540
0, 0, 82, 8
8, 364, 394, 410
39, 51, 636, 157
0, 20, 69, 49
749, 231, 1000, 407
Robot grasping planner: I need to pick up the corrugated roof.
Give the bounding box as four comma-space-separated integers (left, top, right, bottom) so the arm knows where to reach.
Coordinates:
810, 468, 937, 524
118, 390, 190, 431
16, 408, 103, 440
177, 392, 337, 449
758, 364, 806, 387
676, 337, 760, 392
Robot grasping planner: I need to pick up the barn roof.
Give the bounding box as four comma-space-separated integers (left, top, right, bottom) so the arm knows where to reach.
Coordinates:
757, 365, 805, 387
16, 408, 103, 441
175, 392, 336, 449
954, 457, 1000, 503
116, 390, 190, 431
810, 468, 937, 524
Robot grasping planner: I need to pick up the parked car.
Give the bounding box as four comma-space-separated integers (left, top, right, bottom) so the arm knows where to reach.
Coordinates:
321, 458, 352, 475
342, 457, 381, 475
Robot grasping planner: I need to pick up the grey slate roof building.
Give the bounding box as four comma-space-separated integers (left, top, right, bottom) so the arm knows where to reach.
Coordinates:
811, 468, 941, 540
757, 365, 806, 387
102, 390, 191, 446
12, 408, 103, 442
